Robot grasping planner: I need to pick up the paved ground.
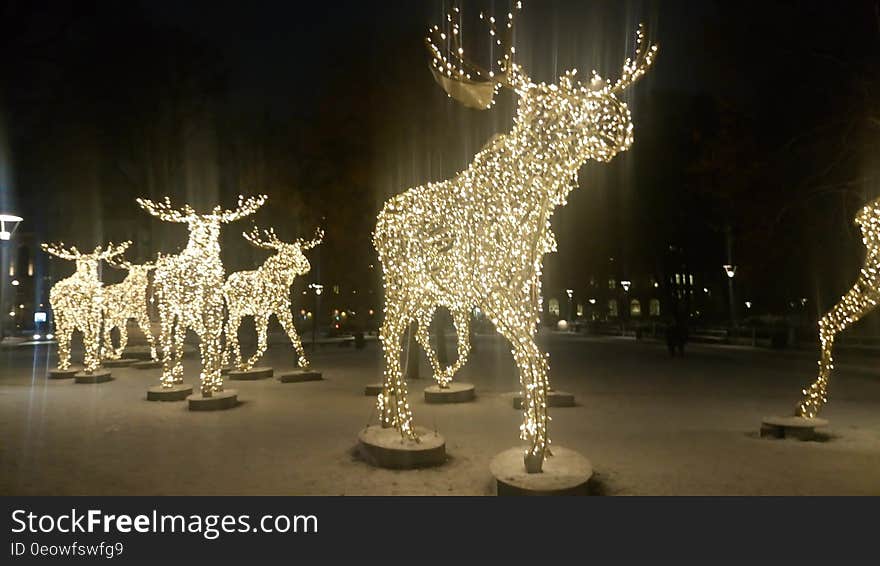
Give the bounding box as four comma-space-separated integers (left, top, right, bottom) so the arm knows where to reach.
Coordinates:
1, 331, 879, 495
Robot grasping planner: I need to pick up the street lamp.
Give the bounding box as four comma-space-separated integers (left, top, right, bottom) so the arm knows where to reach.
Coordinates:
0, 213, 23, 341
621, 280, 632, 292
723, 264, 737, 327
565, 289, 574, 322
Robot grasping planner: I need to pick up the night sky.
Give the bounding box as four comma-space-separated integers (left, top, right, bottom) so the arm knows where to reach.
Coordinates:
3, 0, 880, 328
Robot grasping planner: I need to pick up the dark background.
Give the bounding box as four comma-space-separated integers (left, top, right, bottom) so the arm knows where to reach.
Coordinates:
2, 0, 880, 333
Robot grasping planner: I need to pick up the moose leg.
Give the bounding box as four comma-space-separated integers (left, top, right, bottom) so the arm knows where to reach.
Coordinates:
197, 299, 225, 395
797, 282, 880, 418
116, 318, 129, 358
102, 318, 117, 360
244, 314, 269, 370
378, 294, 418, 440
485, 299, 549, 473
135, 311, 157, 361
170, 315, 186, 385
414, 308, 445, 386
225, 314, 244, 370
277, 308, 309, 368
55, 312, 73, 371
443, 308, 472, 382
82, 310, 102, 374
158, 305, 177, 388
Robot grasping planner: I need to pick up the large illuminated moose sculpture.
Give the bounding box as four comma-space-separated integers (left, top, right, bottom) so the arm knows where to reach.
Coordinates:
137, 195, 267, 397
224, 226, 323, 371
373, 3, 656, 471
101, 257, 158, 362
42, 241, 131, 374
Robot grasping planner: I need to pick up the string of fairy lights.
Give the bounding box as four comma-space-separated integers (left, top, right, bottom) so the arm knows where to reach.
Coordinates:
42, 242, 131, 373
796, 199, 880, 418
375, 1, 656, 471
102, 258, 158, 361
224, 226, 323, 371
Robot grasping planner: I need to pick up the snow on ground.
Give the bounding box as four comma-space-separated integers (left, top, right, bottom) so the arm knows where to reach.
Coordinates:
1, 331, 879, 495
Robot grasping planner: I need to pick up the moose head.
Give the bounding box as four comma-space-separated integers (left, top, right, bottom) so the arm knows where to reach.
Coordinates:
41, 241, 132, 278
242, 226, 323, 278
426, 3, 657, 166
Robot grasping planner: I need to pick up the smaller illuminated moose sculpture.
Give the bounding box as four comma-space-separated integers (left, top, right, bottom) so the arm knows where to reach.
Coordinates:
42, 241, 131, 373
374, 2, 657, 472
796, 198, 880, 418
101, 257, 158, 361
224, 227, 323, 371
138, 195, 267, 397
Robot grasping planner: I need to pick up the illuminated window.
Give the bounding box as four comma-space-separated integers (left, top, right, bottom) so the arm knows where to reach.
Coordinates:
548, 298, 560, 316
576, 303, 584, 317
608, 299, 618, 318
332, 285, 340, 294
649, 299, 660, 316
689, 274, 694, 286
630, 299, 642, 316
674, 274, 680, 285
608, 278, 616, 290
27, 261, 33, 277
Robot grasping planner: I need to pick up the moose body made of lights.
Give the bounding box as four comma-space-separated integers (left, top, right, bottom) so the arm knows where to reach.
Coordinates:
101, 258, 158, 361
373, 3, 656, 472
42, 241, 132, 373
796, 198, 880, 419
138, 195, 267, 397
224, 227, 323, 371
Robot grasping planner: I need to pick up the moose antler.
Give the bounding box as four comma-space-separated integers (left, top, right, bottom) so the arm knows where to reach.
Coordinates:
218, 194, 268, 223
41, 242, 82, 260
426, 1, 528, 109
242, 226, 283, 250
300, 228, 324, 250
94, 241, 132, 260
610, 24, 658, 93
136, 197, 196, 223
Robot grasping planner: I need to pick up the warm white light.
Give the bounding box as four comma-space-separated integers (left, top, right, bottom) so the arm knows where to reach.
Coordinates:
745, 301, 752, 309
102, 258, 159, 361
723, 264, 736, 279
10, 280, 19, 286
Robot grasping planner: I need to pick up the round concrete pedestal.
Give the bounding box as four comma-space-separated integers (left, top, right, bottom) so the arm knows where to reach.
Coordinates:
102, 358, 137, 368
147, 384, 193, 402
425, 382, 475, 404
278, 368, 322, 383
491, 446, 593, 496
228, 366, 273, 380
357, 425, 446, 469
132, 360, 161, 370
187, 390, 238, 411
761, 416, 829, 440
364, 383, 383, 396
122, 346, 154, 360
48, 368, 79, 379
513, 391, 575, 409
74, 370, 113, 384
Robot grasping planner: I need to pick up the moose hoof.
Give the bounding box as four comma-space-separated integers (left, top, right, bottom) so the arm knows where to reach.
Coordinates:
187, 390, 238, 411
228, 367, 273, 380
424, 383, 475, 403
760, 416, 829, 441
491, 447, 593, 496
357, 425, 446, 469
48, 368, 79, 379
278, 369, 322, 383
147, 384, 193, 402
74, 370, 113, 384
513, 391, 575, 409
364, 383, 383, 396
